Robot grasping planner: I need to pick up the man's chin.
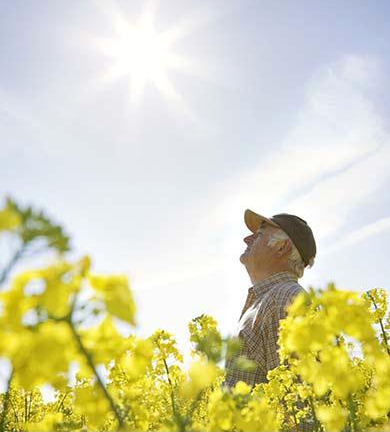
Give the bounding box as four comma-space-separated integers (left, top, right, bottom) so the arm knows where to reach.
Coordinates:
239, 252, 248, 264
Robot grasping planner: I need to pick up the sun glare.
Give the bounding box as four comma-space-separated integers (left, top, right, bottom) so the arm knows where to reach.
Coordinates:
93, 7, 191, 104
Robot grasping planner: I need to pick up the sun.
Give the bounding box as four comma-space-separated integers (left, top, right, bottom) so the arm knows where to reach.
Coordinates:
92, 6, 192, 105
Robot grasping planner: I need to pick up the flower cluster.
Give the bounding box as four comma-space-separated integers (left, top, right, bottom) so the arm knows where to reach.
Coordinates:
1, 199, 390, 431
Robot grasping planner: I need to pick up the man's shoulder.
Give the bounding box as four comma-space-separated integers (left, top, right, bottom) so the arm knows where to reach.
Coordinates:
266, 281, 306, 314
271, 279, 305, 297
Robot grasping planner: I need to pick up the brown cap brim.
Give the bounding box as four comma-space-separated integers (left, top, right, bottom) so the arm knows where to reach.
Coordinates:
244, 209, 279, 233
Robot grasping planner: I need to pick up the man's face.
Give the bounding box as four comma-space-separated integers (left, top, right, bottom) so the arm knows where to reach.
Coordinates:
240, 221, 274, 268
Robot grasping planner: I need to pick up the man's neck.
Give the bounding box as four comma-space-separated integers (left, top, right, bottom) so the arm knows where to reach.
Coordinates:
247, 267, 292, 286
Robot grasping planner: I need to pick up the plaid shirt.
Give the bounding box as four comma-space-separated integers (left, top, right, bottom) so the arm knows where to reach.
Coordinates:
224, 271, 305, 388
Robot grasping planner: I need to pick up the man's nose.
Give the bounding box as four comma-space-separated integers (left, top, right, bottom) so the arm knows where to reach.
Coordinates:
244, 234, 254, 244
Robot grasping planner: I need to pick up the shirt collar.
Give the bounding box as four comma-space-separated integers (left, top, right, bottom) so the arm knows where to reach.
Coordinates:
249, 271, 298, 299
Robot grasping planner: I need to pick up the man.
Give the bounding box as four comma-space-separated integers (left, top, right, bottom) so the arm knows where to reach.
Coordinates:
224, 209, 316, 388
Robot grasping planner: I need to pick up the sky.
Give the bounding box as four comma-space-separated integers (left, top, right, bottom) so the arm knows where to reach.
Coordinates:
1, 0, 390, 358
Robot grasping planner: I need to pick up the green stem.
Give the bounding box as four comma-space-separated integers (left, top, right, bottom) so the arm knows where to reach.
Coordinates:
291, 403, 299, 430
162, 359, 178, 417
0, 369, 14, 432
185, 389, 205, 429
8, 397, 19, 428
0, 246, 25, 287
348, 394, 358, 432
24, 391, 28, 423
56, 391, 70, 413
68, 322, 124, 430
308, 396, 322, 432
63, 292, 124, 430
27, 391, 32, 422
367, 293, 390, 356
158, 344, 185, 432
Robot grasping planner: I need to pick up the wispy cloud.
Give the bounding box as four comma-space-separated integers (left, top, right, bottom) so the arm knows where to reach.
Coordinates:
287, 142, 390, 239
323, 216, 390, 255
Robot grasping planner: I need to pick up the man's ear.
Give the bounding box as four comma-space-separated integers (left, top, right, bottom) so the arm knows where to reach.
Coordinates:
277, 239, 292, 256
